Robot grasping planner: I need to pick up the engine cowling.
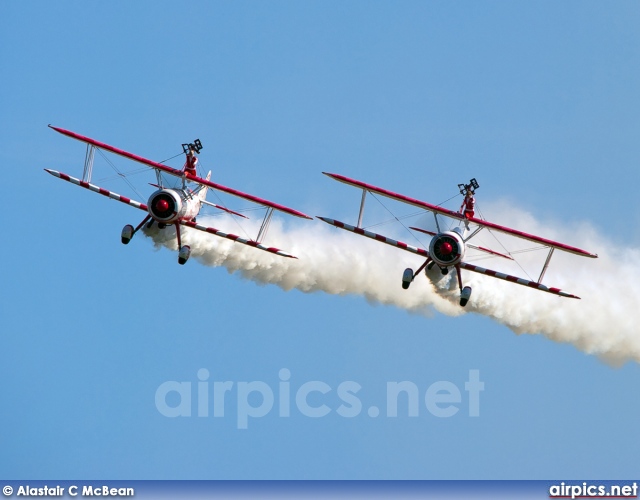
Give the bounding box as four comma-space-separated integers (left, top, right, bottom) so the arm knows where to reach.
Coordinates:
428, 230, 465, 267
147, 189, 198, 223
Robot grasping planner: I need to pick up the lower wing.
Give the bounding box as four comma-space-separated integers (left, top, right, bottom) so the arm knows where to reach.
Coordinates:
458, 262, 580, 299
180, 220, 297, 259
45, 169, 148, 212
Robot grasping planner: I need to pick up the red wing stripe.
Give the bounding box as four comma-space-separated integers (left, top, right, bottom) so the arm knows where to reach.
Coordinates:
180, 220, 297, 259
44, 169, 148, 212
409, 226, 437, 237
203, 202, 249, 219
469, 244, 514, 260
325, 172, 597, 258
317, 216, 429, 257
459, 262, 580, 299
49, 125, 312, 220
188, 176, 312, 220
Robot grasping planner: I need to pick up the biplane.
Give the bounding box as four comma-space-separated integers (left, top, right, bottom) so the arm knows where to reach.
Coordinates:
45, 126, 311, 264
319, 173, 597, 307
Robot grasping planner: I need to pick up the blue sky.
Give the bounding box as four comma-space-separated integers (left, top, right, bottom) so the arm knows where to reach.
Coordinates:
1, 1, 639, 480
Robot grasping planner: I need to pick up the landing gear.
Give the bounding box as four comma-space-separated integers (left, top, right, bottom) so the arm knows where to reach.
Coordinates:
174, 222, 191, 265
460, 286, 472, 307
427, 261, 436, 271
121, 215, 151, 245
402, 258, 433, 290
402, 268, 414, 289
121, 225, 134, 244
178, 245, 191, 265
441, 267, 449, 275
454, 265, 472, 307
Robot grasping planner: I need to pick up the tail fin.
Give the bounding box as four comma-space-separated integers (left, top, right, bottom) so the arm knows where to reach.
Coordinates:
198, 171, 211, 201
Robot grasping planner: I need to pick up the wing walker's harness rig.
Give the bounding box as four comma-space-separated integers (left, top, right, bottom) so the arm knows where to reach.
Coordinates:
181, 138, 203, 182
458, 178, 479, 197
458, 178, 479, 228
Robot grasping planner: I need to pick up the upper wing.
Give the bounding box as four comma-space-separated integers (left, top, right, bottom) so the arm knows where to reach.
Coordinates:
324, 172, 597, 258
49, 125, 312, 220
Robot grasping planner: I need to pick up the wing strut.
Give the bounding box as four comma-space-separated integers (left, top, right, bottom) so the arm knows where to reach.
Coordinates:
257, 207, 274, 243
538, 247, 555, 283
357, 190, 367, 228
464, 225, 484, 242
83, 144, 95, 182
154, 169, 163, 188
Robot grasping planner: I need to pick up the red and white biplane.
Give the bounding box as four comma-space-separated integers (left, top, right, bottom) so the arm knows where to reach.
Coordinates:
45, 125, 311, 264
319, 173, 597, 307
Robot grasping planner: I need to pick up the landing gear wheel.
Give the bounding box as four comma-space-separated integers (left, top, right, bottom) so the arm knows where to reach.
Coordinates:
178, 245, 191, 265
460, 286, 472, 307
121, 224, 134, 245
402, 268, 414, 290
441, 267, 449, 275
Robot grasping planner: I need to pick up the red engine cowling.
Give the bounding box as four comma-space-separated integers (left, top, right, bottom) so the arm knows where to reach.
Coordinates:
428, 230, 465, 267
148, 189, 182, 222
147, 189, 200, 223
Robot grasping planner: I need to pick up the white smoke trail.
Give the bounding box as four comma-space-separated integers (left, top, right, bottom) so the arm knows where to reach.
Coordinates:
144, 203, 640, 365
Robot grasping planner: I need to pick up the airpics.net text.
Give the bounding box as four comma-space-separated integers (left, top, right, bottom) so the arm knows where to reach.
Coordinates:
155, 369, 484, 429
